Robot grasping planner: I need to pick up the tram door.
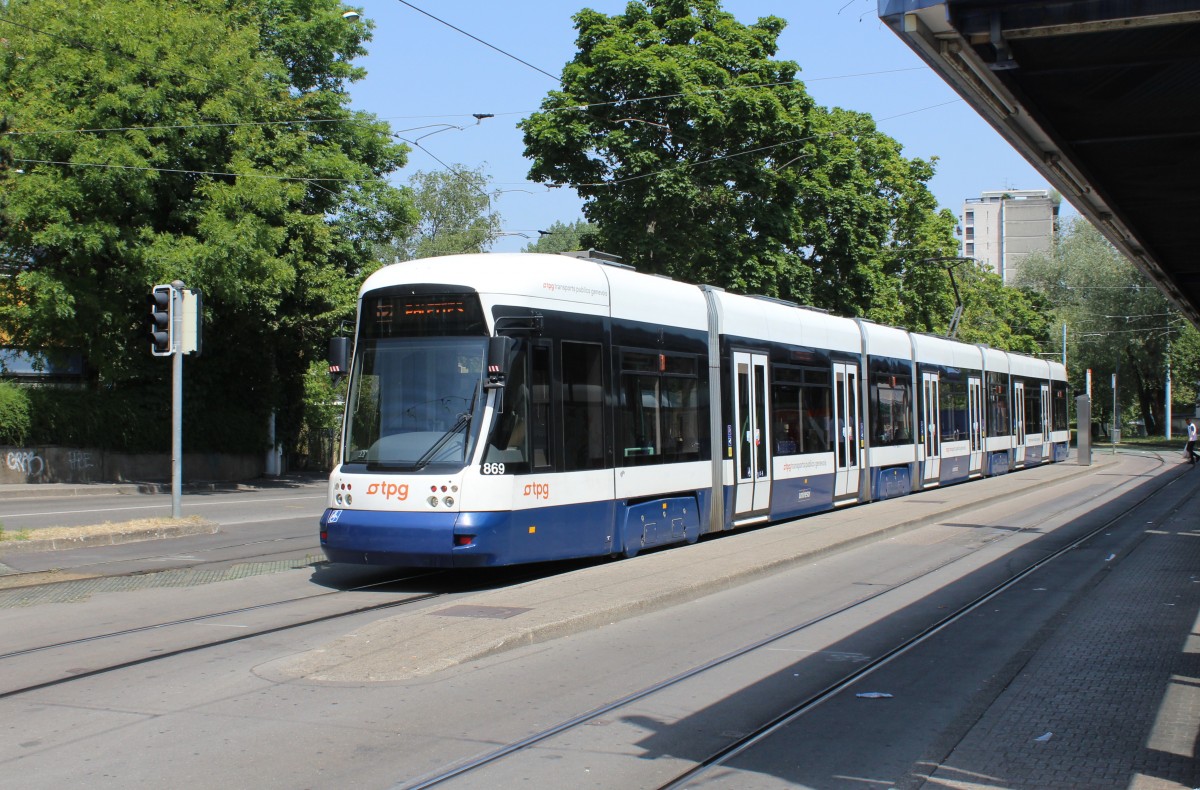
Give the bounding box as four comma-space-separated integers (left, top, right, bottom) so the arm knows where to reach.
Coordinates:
1013, 381, 1027, 465
1038, 383, 1051, 458
921, 372, 941, 484
968, 376, 984, 475
733, 352, 771, 518
832, 362, 861, 499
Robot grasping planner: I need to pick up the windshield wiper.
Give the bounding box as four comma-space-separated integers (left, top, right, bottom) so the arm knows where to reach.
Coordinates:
412, 411, 471, 471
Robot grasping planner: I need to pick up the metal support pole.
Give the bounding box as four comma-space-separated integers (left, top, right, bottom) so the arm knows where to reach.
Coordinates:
1166, 333, 1172, 440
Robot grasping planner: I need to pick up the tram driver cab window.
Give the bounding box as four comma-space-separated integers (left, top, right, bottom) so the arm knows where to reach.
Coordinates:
484, 344, 551, 471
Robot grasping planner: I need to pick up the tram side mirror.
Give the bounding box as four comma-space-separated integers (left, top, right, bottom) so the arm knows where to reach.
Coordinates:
485, 336, 515, 391
328, 336, 351, 382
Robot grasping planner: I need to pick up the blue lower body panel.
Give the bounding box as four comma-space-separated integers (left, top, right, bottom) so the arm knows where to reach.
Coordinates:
874, 466, 912, 500
939, 456, 970, 485
321, 501, 617, 568
618, 496, 701, 557
321, 508, 476, 567
1021, 445, 1045, 467
769, 474, 836, 520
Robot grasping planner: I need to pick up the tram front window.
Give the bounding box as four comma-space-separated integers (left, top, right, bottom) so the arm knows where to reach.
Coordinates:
344, 337, 486, 469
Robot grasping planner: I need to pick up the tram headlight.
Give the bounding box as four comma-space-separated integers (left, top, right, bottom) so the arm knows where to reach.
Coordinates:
442, 496, 455, 508
427, 496, 439, 507
335, 493, 343, 505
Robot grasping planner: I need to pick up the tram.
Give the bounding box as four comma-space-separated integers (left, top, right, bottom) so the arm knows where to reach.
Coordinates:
319, 251, 1069, 567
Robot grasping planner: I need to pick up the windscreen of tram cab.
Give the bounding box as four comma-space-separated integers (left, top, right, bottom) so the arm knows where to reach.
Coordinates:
343, 292, 488, 470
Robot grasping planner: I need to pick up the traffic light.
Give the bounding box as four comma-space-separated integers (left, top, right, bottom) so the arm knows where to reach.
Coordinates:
147, 284, 174, 356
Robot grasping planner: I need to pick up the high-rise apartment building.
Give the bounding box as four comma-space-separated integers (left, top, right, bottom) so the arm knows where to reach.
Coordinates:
960, 190, 1059, 284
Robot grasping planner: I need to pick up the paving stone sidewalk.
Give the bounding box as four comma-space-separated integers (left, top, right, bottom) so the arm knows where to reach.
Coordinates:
925, 477, 1200, 789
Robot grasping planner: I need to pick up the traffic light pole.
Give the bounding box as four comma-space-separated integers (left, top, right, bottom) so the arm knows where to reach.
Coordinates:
149, 280, 201, 519
171, 292, 184, 519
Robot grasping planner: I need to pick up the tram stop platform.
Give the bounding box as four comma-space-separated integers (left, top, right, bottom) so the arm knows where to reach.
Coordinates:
267, 450, 1200, 789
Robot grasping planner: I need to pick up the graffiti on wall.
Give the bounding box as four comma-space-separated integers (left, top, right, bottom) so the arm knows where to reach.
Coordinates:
6, 449, 46, 478
68, 450, 95, 472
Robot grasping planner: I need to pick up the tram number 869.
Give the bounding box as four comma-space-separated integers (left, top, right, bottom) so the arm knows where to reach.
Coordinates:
481, 462, 507, 475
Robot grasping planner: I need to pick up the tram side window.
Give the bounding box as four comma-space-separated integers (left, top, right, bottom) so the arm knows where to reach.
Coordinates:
986, 372, 1009, 437
1052, 381, 1069, 432
870, 365, 912, 447
562, 342, 605, 471
938, 375, 969, 441
771, 366, 832, 455
772, 367, 800, 455
618, 350, 702, 466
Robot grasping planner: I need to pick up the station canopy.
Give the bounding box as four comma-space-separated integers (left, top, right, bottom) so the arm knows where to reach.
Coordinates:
879, 1, 1200, 327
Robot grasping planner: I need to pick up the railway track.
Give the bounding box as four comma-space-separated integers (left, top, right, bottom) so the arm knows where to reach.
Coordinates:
0, 559, 571, 699
394, 451, 1185, 789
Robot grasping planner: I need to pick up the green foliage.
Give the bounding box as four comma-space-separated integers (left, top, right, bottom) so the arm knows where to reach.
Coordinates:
385, 167, 501, 261
294, 359, 346, 469
523, 219, 599, 254
0, 0, 415, 454
1016, 217, 1194, 431
0, 380, 31, 445
952, 265, 1053, 354
520, 0, 958, 315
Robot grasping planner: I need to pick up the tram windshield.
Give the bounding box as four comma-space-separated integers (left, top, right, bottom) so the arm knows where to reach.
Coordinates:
342, 291, 489, 470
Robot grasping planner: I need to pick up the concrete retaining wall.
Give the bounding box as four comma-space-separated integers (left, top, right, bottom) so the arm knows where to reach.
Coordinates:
0, 445, 263, 484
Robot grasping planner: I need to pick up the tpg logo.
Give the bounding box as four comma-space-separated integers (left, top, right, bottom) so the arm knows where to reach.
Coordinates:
523, 482, 551, 500
366, 482, 410, 501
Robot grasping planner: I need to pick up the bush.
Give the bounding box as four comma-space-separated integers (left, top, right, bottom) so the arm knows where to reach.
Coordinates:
292, 360, 346, 471
25, 383, 269, 454
0, 381, 31, 445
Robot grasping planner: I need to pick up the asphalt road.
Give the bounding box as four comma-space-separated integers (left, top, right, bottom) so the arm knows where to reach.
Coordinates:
0, 477, 328, 533
0, 478, 329, 576
0, 454, 1185, 788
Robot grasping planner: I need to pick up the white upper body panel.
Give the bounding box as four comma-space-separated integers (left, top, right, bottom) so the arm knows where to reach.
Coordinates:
912, 334, 984, 370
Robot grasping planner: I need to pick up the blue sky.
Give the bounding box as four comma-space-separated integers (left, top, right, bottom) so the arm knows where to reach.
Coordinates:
346, 0, 1059, 253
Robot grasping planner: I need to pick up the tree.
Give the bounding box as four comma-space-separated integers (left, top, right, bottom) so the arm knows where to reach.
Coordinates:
386, 167, 501, 261
0, 0, 414, 453
522, 219, 599, 254
951, 261, 1053, 355
520, 0, 958, 318
1017, 217, 1198, 433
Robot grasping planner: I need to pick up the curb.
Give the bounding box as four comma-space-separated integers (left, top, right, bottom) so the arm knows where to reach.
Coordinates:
0, 519, 219, 556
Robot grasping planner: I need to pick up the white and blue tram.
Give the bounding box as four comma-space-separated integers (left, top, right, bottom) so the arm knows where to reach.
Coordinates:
320, 252, 1070, 567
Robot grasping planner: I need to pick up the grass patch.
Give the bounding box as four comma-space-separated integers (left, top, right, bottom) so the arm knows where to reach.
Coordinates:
5, 511, 207, 542
0, 525, 32, 542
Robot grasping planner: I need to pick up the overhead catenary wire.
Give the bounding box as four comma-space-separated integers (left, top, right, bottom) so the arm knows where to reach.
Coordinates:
392, 0, 561, 83
0, 66, 933, 140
